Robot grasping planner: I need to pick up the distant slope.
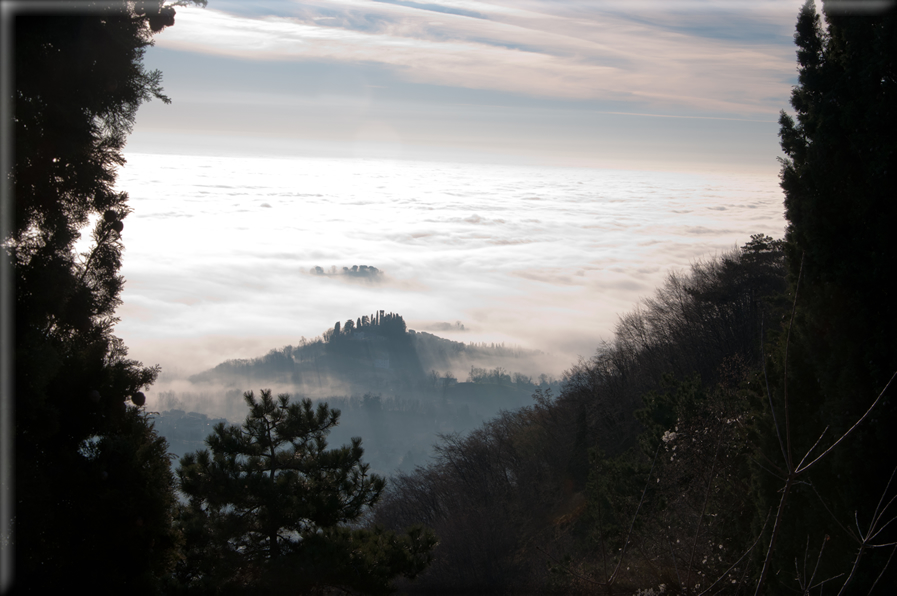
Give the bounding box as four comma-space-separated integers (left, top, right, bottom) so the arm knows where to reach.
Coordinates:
162, 312, 562, 474
188, 311, 551, 399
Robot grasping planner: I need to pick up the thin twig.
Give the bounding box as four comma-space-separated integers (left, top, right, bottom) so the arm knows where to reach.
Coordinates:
755, 370, 897, 592
867, 544, 897, 594
856, 511, 866, 542
835, 468, 897, 595
754, 473, 795, 595
869, 517, 897, 545
797, 371, 897, 474
667, 536, 683, 591
807, 534, 828, 593
808, 572, 845, 592
750, 454, 787, 482
838, 544, 868, 595
796, 535, 810, 593
808, 481, 858, 541
794, 426, 830, 472
866, 468, 897, 540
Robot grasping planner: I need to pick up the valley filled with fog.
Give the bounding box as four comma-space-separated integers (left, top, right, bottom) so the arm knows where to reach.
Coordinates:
114, 152, 784, 391
110, 152, 785, 475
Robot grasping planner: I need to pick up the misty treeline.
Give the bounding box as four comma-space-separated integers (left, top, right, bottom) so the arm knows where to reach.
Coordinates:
163, 328, 561, 471
182, 312, 558, 445
152, 308, 564, 473
326, 309, 408, 340
310, 263, 384, 280
466, 366, 556, 388
189, 310, 547, 395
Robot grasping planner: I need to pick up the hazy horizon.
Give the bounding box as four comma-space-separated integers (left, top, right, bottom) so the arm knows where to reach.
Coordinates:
109, 152, 784, 401
92, 0, 805, 403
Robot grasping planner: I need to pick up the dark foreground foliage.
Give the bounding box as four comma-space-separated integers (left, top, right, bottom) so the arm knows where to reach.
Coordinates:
10, 0, 894, 593
374, 237, 787, 593
173, 390, 436, 595
374, 2, 897, 592
753, 0, 897, 590
8, 2, 203, 592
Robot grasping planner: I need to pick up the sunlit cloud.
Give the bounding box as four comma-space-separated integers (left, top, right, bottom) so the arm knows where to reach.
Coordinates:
112, 153, 787, 381
156, 1, 797, 115
109, 0, 800, 390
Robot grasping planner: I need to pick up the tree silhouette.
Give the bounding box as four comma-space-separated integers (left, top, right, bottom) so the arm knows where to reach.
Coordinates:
8, 2, 204, 592
757, 0, 897, 588
175, 390, 435, 594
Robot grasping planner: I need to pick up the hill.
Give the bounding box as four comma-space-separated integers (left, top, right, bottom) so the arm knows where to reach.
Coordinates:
156, 312, 561, 473
187, 311, 551, 399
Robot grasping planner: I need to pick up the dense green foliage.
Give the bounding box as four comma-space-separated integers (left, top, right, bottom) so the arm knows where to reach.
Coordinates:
8, 3, 203, 592
174, 390, 436, 595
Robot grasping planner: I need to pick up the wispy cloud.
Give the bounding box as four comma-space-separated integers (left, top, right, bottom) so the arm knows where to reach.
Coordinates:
157, 0, 798, 115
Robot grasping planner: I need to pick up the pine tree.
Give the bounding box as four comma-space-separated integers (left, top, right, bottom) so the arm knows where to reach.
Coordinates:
175, 390, 435, 595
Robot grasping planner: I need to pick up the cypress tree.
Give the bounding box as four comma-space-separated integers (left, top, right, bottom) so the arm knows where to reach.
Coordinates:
757, 1, 897, 589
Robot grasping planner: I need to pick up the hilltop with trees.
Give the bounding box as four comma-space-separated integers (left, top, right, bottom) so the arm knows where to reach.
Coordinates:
187, 310, 553, 400
160, 313, 562, 471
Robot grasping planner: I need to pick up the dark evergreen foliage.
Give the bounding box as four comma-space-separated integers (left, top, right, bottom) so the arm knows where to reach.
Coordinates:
753, 0, 897, 589
8, 2, 203, 592
174, 390, 436, 595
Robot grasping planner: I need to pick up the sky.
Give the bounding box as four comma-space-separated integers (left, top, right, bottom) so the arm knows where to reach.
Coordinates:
127, 0, 809, 172
52, 0, 825, 392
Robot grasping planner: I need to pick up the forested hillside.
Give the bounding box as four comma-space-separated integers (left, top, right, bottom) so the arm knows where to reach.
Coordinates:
372, 3, 897, 593
374, 235, 789, 593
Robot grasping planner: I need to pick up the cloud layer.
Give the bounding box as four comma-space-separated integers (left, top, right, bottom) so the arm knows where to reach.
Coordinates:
113, 152, 786, 378
156, 0, 798, 116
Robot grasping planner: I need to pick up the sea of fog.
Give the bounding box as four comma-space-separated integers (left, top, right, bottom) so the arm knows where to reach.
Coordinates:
108, 152, 785, 405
